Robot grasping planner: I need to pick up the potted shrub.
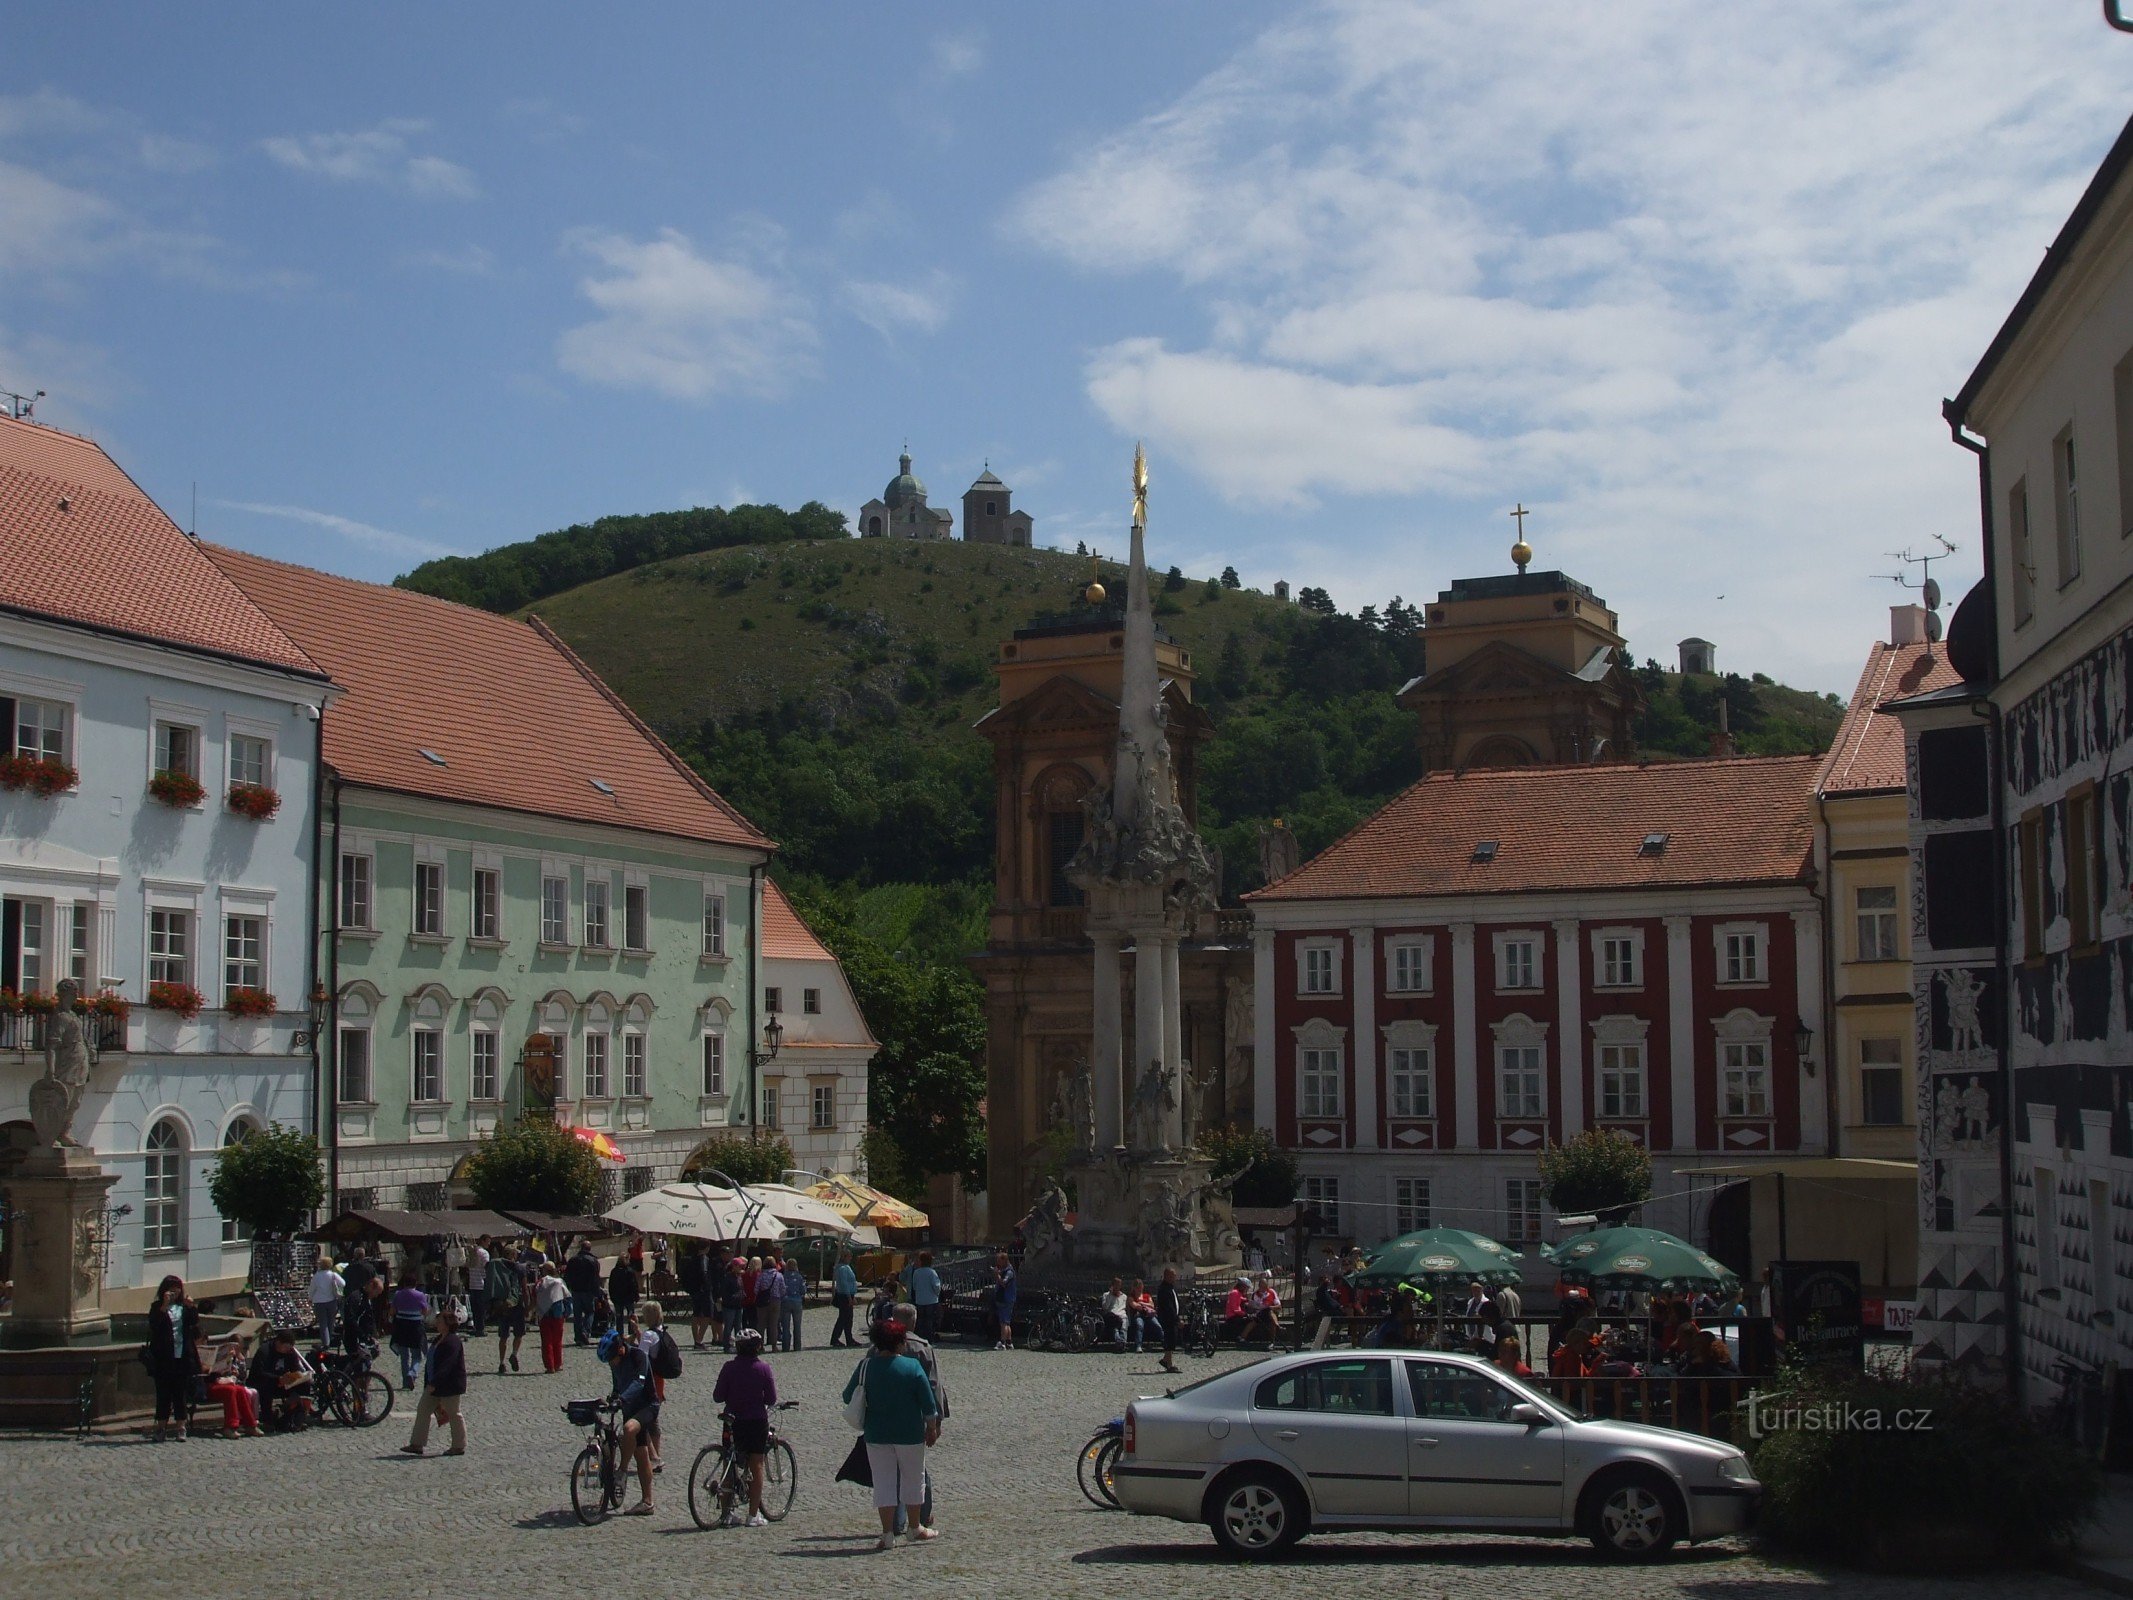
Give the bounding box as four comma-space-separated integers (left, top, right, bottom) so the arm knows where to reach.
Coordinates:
146, 980, 205, 1019
0, 753, 77, 795
224, 987, 278, 1019
147, 769, 206, 808
226, 782, 281, 820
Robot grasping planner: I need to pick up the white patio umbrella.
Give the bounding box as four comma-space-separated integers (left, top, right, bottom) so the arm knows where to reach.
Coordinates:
733, 1182, 857, 1238
603, 1181, 781, 1242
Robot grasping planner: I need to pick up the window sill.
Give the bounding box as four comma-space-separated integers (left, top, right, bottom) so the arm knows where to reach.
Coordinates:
1713, 979, 1768, 989
537, 940, 575, 955
336, 1099, 380, 1111
1295, 989, 1343, 1000
699, 952, 731, 968
407, 933, 451, 947
621, 946, 653, 959
406, 1099, 450, 1109
1591, 981, 1643, 992
339, 926, 380, 942
1384, 987, 1434, 999
580, 945, 614, 958
467, 1096, 504, 1107
467, 936, 509, 951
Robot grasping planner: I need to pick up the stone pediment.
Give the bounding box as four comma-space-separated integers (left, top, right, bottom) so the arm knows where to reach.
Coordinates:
1400, 640, 1574, 702
978, 674, 1120, 740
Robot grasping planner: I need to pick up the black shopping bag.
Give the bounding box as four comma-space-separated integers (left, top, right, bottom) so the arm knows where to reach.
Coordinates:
834, 1434, 872, 1487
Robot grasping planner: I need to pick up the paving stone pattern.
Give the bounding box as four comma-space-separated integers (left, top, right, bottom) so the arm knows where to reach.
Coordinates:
0, 1339, 2094, 1600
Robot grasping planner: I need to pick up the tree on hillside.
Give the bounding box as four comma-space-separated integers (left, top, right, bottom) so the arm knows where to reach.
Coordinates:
1296, 585, 1337, 614
1164, 564, 1186, 592
1220, 566, 1241, 589
1201, 576, 1223, 603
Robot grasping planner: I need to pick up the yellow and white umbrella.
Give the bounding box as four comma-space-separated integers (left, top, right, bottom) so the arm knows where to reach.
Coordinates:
806, 1173, 929, 1231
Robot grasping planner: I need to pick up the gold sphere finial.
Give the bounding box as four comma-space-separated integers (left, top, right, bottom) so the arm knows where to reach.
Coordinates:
1510, 502, 1533, 574
1084, 580, 1107, 604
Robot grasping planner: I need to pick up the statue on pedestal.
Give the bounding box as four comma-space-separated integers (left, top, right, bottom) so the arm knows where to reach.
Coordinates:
29, 979, 91, 1148
1129, 1061, 1177, 1152
1065, 1062, 1094, 1156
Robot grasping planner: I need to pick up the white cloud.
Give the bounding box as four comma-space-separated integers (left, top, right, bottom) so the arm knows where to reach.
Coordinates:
933, 31, 984, 76
554, 227, 816, 401
213, 499, 461, 561
0, 159, 118, 275
399, 243, 495, 276
1006, 0, 2130, 686
261, 119, 478, 200
841, 271, 955, 340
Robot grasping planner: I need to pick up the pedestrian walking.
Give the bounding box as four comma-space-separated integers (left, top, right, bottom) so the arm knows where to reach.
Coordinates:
607, 1251, 640, 1323
908, 1251, 941, 1342
1155, 1265, 1182, 1374
400, 1302, 468, 1456
535, 1259, 571, 1373
830, 1251, 859, 1347
389, 1271, 430, 1390
719, 1252, 746, 1352
466, 1237, 490, 1337
780, 1256, 807, 1351
564, 1241, 602, 1346
309, 1252, 344, 1347
489, 1244, 528, 1373
754, 1254, 784, 1346
888, 1300, 948, 1532
840, 1319, 939, 1550
990, 1250, 1017, 1350
712, 1326, 777, 1526
145, 1273, 201, 1441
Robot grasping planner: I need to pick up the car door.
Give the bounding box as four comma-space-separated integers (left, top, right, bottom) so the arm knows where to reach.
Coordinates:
1404, 1359, 1567, 1526
1248, 1357, 1409, 1519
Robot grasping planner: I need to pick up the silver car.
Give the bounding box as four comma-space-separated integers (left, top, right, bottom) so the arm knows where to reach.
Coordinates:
1111, 1350, 1759, 1560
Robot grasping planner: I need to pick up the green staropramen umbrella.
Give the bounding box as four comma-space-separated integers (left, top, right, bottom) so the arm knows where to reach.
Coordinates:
1351, 1227, 1524, 1290
1542, 1225, 1740, 1295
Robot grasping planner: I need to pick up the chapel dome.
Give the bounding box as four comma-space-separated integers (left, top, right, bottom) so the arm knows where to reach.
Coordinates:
883, 451, 926, 509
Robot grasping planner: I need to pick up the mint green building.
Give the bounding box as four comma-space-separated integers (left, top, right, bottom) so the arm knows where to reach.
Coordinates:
211, 548, 781, 1212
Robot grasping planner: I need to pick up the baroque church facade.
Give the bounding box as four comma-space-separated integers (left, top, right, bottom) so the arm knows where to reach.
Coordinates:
858, 450, 1034, 546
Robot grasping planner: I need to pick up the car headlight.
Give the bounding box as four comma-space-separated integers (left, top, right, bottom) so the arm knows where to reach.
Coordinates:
1715, 1453, 1756, 1484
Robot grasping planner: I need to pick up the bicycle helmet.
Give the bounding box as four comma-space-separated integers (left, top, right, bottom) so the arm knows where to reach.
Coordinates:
733, 1325, 764, 1349
597, 1329, 625, 1362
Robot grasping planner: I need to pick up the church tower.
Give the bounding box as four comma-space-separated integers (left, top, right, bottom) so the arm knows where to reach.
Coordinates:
962, 465, 1034, 546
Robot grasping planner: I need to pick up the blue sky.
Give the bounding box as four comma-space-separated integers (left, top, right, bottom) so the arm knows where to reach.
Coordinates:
5, 2, 2129, 692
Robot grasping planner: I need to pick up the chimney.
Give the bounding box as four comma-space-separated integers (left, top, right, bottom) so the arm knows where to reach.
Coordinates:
1708, 697, 1736, 759
1890, 604, 1930, 646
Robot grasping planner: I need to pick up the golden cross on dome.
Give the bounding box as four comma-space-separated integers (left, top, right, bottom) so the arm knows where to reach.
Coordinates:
1510, 502, 1529, 537
1132, 442, 1148, 529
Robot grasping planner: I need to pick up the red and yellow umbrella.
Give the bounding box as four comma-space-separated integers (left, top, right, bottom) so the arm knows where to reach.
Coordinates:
571, 1127, 626, 1164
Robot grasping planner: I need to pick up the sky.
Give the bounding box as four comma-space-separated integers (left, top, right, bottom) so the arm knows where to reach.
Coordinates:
4, 2, 2129, 694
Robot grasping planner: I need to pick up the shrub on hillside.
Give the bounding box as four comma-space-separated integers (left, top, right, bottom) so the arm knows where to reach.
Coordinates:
1746, 1364, 2100, 1569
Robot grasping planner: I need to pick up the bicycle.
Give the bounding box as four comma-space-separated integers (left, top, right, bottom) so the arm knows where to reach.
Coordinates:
564, 1396, 628, 1524
1076, 1416, 1124, 1509
314, 1344, 394, 1428
687, 1400, 800, 1528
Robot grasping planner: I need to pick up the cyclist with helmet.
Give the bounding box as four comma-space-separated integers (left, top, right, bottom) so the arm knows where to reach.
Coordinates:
600, 1328, 659, 1515
711, 1326, 778, 1526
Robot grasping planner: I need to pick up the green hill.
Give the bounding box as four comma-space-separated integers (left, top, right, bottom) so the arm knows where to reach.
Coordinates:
519, 534, 1843, 897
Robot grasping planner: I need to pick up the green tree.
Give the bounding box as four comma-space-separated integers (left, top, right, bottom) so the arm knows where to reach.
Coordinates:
1537, 1128, 1652, 1215
1164, 564, 1186, 592
1201, 576, 1223, 603
683, 1132, 794, 1188
1220, 565, 1241, 589
1196, 1122, 1299, 1208
463, 1118, 603, 1214
208, 1125, 325, 1237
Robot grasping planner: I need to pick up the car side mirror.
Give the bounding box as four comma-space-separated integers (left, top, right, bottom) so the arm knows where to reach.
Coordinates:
1507, 1402, 1548, 1427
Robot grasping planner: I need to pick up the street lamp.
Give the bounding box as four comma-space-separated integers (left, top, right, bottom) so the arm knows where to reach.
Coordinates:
747, 1013, 784, 1141
295, 983, 332, 1053
1794, 1021, 1816, 1076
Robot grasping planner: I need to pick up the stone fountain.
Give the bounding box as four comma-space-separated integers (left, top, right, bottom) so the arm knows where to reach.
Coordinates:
6, 980, 120, 1346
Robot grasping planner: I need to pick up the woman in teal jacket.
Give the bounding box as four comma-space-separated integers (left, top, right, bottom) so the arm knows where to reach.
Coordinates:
842, 1319, 939, 1548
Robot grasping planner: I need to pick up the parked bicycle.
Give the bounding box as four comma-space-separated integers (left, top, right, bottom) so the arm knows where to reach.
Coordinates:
687, 1400, 800, 1529
1076, 1416, 1123, 1509
564, 1396, 628, 1524
1036, 1294, 1109, 1353
314, 1343, 393, 1427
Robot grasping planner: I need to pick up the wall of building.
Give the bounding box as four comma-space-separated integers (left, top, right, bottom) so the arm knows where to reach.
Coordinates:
757, 949, 872, 1180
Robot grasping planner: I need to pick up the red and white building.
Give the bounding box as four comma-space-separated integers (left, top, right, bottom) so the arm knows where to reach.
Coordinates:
1243, 756, 1827, 1255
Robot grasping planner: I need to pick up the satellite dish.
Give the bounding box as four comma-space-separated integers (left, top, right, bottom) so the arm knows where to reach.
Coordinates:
1922, 577, 1942, 610
1925, 610, 1944, 643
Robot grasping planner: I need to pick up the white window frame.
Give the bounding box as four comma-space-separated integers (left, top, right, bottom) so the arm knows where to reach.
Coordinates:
147, 906, 194, 988
222, 910, 266, 1001
1492, 1012, 1548, 1119
1591, 926, 1644, 989
623, 880, 650, 953
1854, 884, 1899, 962
811, 1082, 835, 1130
412, 858, 446, 939
1296, 937, 1343, 997
702, 888, 727, 958
144, 1118, 187, 1253
1715, 921, 1767, 986
622, 1030, 647, 1099
220, 1116, 260, 1243
1300, 1175, 1341, 1236
1858, 1036, 1904, 1127
472, 1025, 501, 1103
5, 683, 74, 765
1493, 930, 1541, 992
471, 864, 502, 942
1713, 1007, 1774, 1118
1293, 1017, 1347, 1120
338, 1008, 375, 1105
702, 1030, 726, 1097
226, 728, 273, 791
66, 902, 91, 987
1504, 1177, 1545, 1246
149, 704, 206, 786
1394, 1177, 1431, 1236
583, 875, 611, 950
1386, 936, 1434, 995
1592, 1013, 1651, 1120
582, 1028, 610, 1099
1381, 1019, 1437, 1119
411, 1027, 444, 1104
541, 873, 571, 946
761, 1078, 780, 1129
339, 848, 375, 932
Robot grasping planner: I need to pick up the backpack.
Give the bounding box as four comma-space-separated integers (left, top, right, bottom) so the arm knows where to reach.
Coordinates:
650, 1327, 683, 1380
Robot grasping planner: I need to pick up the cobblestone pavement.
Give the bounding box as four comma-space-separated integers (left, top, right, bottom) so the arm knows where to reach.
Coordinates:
0, 1339, 2094, 1600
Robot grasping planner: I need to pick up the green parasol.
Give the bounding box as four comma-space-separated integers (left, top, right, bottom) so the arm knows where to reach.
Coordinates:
1350, 1227, 1524, 1290
1542, 1225, 1740, 1295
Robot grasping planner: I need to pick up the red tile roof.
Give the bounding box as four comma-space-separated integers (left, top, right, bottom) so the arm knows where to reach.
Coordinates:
204, 545, 771, 852
762, 879, 832, 962
0, 415, 323, 677
1816, 641, 1965, 796
1246, 755, 1819, 903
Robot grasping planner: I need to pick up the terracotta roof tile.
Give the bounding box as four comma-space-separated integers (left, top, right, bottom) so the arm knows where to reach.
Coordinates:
1815, 642, 1965, 796
204, 544, 770, 852
761, 879, 832, 962
0, 417, 322, 677
1246, 755, 1819, 902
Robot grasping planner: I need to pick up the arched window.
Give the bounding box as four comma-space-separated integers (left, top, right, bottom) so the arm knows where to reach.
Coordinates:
866, 514, 882, 536
220, 1117, 259, 1243
1036, 766, 1092, 908
145, 1118, 186, 1253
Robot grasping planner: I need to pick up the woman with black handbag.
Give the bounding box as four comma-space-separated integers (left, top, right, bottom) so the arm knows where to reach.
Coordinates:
145, 1274, 202, 1441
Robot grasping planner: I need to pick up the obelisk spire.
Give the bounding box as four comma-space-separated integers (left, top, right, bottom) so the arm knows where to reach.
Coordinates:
1114, 443, 1166, 834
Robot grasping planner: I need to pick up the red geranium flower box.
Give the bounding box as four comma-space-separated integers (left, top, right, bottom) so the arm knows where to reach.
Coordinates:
146, 980, 205, 1019
226, 782, 281, 820
0, 754, 77, 796
148, 769, 207, 808
224, 986, 278, 1019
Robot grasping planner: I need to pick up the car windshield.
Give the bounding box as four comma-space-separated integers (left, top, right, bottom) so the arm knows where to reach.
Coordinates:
1159, 1356, 1273, 1401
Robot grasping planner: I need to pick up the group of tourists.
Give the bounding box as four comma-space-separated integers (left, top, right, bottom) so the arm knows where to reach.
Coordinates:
675, 1241, 816, 1352
142, 1273, 330, 1441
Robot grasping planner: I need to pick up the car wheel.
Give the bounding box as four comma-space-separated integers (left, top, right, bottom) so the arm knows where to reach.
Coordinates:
1207, 1467, 1307, 1559
1585, 1470, 1681, 1560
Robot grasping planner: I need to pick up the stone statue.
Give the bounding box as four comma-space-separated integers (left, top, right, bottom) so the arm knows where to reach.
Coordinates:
29, 979, 91, 1147
1257, 819, 1301, 887
1064, 1061, 1095, 1155
1022, 1179, 1069, 1262
1129, 1061, 1177, 1152
1180, 1055, 1213, 1148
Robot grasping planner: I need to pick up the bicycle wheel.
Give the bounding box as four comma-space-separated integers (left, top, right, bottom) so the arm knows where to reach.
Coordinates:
761, 1438, 797, 1522
1065, 1318, 1093, 1354
570, 1443, 612, 1524
1076, 1432, 1113, 1508
1094, 1435, 1123, 1507
687, 1445, 738, 1530
344, 1371, 394, 1427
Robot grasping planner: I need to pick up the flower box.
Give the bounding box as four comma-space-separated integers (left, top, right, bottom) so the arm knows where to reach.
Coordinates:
18, 990, 57, 1015
147, 769, 206, 808
83, 989, 130, 1020
146, 980, 205, 1019
224, 986, 278, 1019
0, 753, 77, 796
226, 782, 282, 820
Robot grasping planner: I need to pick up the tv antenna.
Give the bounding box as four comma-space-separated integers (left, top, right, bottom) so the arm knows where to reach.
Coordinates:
3, 388, 43, 422
1873, 533, 1958, 650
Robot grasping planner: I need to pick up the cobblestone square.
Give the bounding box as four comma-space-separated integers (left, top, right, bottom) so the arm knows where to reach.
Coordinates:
0, 1340, 2093, 1600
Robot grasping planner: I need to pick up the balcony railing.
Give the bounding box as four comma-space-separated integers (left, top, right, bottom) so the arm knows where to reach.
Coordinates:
0, 1010, 126, 1054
